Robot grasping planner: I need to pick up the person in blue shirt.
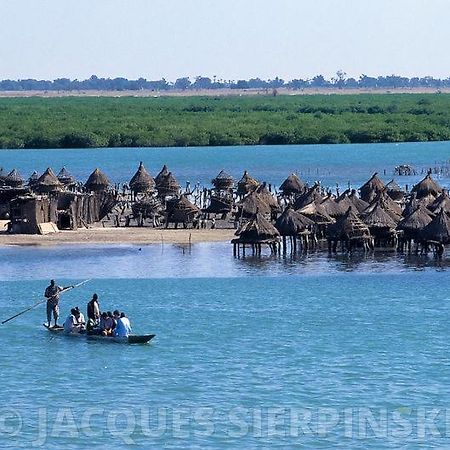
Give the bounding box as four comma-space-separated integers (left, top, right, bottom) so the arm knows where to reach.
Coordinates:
115, 312, 132, 337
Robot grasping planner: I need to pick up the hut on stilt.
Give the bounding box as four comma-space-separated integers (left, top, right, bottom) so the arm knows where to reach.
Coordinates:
85, 168, 110, 193
165, 195, 199, 228
347, 189, 369, 213
236, 191, 271, 220
212, 170, 234, 191
421, 208, 450, 256
34, 168, 63, 194
237, 171, 259, 198
130, 195, 162, 227
206, 170, 235, 217
397, 205, 433, 252
275, 206, 314, 253
327, 207, 371, 253
129, 162, 155, 197
57, 167, 76, 188
362, 202, 398, 248
279, 173, 306, 197
155, 168, 180, 199
232, 211, 281, 256
428, 190, 450, 215
359, 173, 386, 203
386, 180, 404, 202
411, 172, 442, 199
293, 183, 324, 210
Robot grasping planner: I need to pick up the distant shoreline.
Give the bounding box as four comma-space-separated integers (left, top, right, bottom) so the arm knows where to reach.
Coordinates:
0, 87, 449, 98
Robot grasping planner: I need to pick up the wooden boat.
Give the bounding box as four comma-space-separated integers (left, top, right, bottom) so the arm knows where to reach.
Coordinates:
44, 324, 155, 344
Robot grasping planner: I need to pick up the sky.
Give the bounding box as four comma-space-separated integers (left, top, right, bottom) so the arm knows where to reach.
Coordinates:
0, 0, 449, 81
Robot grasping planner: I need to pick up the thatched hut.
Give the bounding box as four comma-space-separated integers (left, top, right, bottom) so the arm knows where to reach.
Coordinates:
85, 168, 110, 192
237, 171, 259, 197
279, 173, 305, 196
411, 173, 442, 199
28, 171, 40, 188
232, 211, 281, 256
34, 168, 63, 194
397, 205, 433, 252
347, 189, 369, 213
320, 194, 347, 218
156, 171, 180, 198
130, 195, 162, 226
275, 206, 314, 253
57, 167, 76, 186
297, 201, 334, 225
362, 202, 398, 247
165, 195, 199, 228
421, 209, 450, 255
212, 170, 234, 191
205, 193, 234, 215
293, 183, 324, 210
386, 180, 404, 201
365, 192, 402, 222
129, 162, 155, 195
155, 165, 169, 185
237, 191, 271, 219
428, 190, 450, 215
4, 169, 24, 188
327, 207, 371, 252
359, 173, 385, 203
255, 183, 280, 218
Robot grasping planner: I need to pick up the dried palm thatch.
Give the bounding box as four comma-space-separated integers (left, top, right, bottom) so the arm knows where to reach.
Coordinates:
237, 191, 271, 218
428, 190, 450, 214
255, 183, 280, 213
293, 183, 324, 210
156, 171, 180, 197
237, 171, 259, 196
386, 180, 404, 201
421, 209, 450, 244
397, 205, 433, 236
35, 168, 63, 193
327, 207, 370, 240
362, 202, 397, 230
297, 201, 334, 224
275, 207, 314, 236
235, 212, 280, 242
167, 195, 199, 223
205, 194, 233, 214
5, 169, 24, 188
212, 170, 234, 190
57, 167, 75, 185
28, 171, 40, 187
130, 162, 155, 193
411, 173, 442, 199
320, 194, 347, 218
279, 173, 305, 196
347, 189, 369, 213
359, 172, 386, 203
365, 191, 402, 221
85, 168, 110, 192
131, 195, 162, 219
155, 165, 169, 186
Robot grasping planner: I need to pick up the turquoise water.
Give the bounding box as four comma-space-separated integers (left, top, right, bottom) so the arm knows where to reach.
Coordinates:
0, 141, 449, 189
1, 245, 450, 448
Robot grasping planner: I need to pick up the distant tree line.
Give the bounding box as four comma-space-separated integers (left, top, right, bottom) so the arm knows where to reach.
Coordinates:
1, 72, 450, 91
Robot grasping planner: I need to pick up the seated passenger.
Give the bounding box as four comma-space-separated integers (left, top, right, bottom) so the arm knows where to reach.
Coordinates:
115, 312, 132, 337
99, 311, 114, 336
74, 306, 85, 329
64, 308, 82, 334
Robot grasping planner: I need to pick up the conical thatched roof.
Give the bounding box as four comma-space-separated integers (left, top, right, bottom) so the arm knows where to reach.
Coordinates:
320, 194, 347, 218
279, 173, 305, 196
36, 168, 63, 190
255, 183, 280, 212
238, 191, 271, 218
275, 207, 314, 236
359, 172, 386, 203
129, 162, 155, 193
297, 201, 334, 224
212, 170, 234, 190
365, 191, 402, 221
348, 189, 369, 213
397, 205, 433, 234
5, 169, 23, 187
327, 207, 370, 240
235, 212, 280, 241
85, 168, 110, 191
293, 184, 324, 210
411, 173, 442, 199
155, 164, 169, 186
28, 170, 40, 186
167, 195, 199, 222
237, 171, 259, 196
386, 179, 404, 201
428, 191, 450, 214
422, 209, 450, 243
156, 171, 180, 197
57, 166, 75, 185
362, 202, 397, 230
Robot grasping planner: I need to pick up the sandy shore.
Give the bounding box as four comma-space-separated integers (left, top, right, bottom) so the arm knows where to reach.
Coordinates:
0, 227, 236, 246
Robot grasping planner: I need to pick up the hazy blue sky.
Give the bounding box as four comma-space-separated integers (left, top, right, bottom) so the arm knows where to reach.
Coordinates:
0, 0, 449, 81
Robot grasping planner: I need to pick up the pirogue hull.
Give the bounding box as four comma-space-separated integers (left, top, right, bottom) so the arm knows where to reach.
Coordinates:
44, 325, 155, 344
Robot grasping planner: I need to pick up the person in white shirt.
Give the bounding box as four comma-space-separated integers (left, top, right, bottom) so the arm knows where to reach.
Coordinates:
64, 308, 82, 334
115, 312, 132, 337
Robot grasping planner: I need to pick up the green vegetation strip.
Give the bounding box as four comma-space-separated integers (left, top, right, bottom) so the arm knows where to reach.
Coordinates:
0, 94, 449, 149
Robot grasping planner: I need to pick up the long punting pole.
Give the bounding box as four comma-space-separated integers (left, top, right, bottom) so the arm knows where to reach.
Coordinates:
1, 279, 91, 325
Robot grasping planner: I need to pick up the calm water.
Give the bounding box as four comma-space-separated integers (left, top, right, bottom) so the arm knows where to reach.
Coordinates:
0, 244, 450, 449
1, 142, 450, 448
0, 141, 449, 190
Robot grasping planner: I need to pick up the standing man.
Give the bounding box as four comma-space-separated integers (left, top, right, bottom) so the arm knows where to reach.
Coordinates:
44, 279, 72, 328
